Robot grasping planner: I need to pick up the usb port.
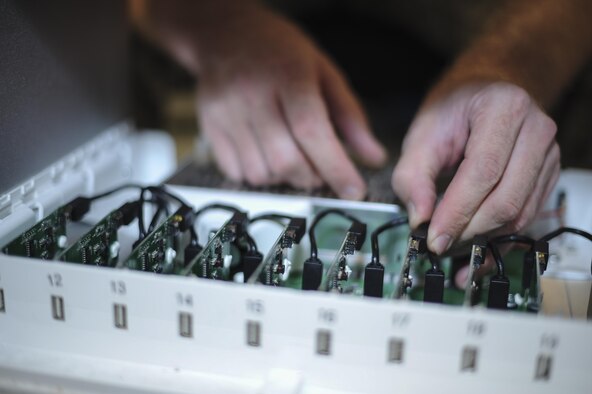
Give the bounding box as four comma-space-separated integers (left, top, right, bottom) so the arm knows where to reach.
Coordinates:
460, 346, 478, 372
179, 312, 193, 338
51, 295, 65, 321
388, 338, 405, 363
534, 354, 552, 381
246, 320, 261, 347
0, 288, 5, 313
113, 303, 127, 329
316, 329, 331, 356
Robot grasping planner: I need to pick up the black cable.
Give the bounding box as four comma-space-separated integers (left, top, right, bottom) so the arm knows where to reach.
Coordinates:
194, 203, 241, 218
539, 226, 592, 274
87, 183, 144, 201
487, 241, 505, 277
250, 213, 294, 224
194, 203, 248, 249
370, 216, 409, 264
427, 251, 441, 271
146, 185, 191, 208
539, 227, 592, 243
308, 208, 361, 259
492, 234, 535, 248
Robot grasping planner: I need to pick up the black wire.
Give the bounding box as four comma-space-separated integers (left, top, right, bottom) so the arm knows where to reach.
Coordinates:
539, 227, 592, 275
427, 251, 441, 271
492, 234, 535, 248
487, 241, 505, 277
194, 203, 241, 217
194, 203, 249, 250
250, 213, 294, 224
146, 185, 191, 208
539, 227, 592, 243
87, 183, 144, 201
370, 216, 409, 264
308, 208, 361, 259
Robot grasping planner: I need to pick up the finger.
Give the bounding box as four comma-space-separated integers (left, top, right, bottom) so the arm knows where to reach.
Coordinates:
459, 109, 557, 239
504, 142, 560, 233
391, 108, 460, 229
249, 95, 322, 188
279, 79, 367, 200
428, 87, 530, 254
319, 57, 387, 167
224, 98, 272, 186
197, 97, 243, 181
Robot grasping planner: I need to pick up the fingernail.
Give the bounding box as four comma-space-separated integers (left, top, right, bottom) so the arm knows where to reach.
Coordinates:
432, 234, 452, 254
341, 185, 365, 201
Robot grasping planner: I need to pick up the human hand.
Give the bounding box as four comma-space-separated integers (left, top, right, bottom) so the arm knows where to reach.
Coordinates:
392, 82, 560, 254
194, 5, 386, 198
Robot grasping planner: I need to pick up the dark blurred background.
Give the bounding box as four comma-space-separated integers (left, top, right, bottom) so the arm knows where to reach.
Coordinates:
131, 0, 592, 169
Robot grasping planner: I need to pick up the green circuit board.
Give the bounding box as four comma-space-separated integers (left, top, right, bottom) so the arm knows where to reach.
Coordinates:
2, 207, 69, 260
120, 212, 184, 274
59, 209, 123, 267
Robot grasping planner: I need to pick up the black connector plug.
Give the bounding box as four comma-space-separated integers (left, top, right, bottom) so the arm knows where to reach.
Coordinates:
363, 262, 384, 298
471, 235, 488, 266
230, 212, 249, 238
487, 275, 510, 310
118, 201, 141, 226
411, 222, 429, 254
184, 243, 203, 266
348, 221, 367, 250
175, 205, 195, 232
302, 257, 323, 290
66, 197, 91, 222
534, 240, 549, 274
242, 250, 264, 282
424, 268, 445, 303
287, 217, 307, 243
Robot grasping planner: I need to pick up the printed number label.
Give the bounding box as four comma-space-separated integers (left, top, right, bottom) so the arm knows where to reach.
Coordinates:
246, 299, 264, 314
177, 293, 193, 307
392, 313, 410, 328
47, 273, 62, 287
318, 308, 337, 324
110, 280, 126, 295
541, 334, 559, 350
467, 320, 486, 337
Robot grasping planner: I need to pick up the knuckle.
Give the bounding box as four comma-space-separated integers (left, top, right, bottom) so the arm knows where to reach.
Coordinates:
538, 113, 558, 141
245, 167, 269, 186
270, 150, 300, 177
292, 116, 320, 140
476, 153, 505, 187
492, 199, 523, 225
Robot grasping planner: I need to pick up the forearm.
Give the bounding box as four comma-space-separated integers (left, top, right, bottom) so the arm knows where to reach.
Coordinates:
130, 0, 261, 74
429, 0, 592, 109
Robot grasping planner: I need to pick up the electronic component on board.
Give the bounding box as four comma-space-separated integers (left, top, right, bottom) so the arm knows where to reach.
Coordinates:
247, 216, 306, 285
181, 211, 248, 280
2, 197, 91, 260
302, 209, 365, 291
364, 216, 408, 298
324, 221, 367, 293
121, 205, 195, 274
394, 223, 428, 299
60, 201, 139, 267
463, 235, 488, 306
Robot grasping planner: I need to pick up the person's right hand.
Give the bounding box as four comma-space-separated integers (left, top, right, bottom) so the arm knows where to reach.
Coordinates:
193, 4, 386, 198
